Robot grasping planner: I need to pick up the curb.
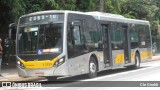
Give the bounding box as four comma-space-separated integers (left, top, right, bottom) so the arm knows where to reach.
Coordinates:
0, 64, 47, 82
0, 76, 46, 82
151, 57, 160, 61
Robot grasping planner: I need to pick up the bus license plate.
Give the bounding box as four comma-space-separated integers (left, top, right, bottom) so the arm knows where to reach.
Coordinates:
35, 72, 44, 76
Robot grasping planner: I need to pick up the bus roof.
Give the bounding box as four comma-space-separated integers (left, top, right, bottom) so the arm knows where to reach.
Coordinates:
20, 10, 150, 25
86, 11, 149, 25
20, 10, 67, 17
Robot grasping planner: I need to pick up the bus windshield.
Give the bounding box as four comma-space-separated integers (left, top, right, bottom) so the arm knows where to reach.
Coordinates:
18, 23, 63, 54
18, 13, 64, 55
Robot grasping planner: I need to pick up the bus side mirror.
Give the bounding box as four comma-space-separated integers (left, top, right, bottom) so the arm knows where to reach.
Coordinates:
98, 42, 103, 49
95, 42, 103, 50
9, 23, 16, 40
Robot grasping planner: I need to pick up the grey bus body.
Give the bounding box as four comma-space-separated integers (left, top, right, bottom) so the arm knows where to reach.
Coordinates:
16, 10, 152, 78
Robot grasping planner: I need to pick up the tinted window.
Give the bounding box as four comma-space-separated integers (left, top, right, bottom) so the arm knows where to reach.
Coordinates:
67, 20, 85, 58
18, 23, 63, 54
130, 24, 139, 48
73, 26, 81, 45
111, 23, 124, 50
84, 20, 98, 43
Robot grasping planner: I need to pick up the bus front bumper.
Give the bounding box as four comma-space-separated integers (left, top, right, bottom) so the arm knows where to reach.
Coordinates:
17, 64, 69, 77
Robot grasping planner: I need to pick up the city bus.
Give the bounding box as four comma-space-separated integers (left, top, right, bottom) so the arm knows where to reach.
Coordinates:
15, 10, 152, 78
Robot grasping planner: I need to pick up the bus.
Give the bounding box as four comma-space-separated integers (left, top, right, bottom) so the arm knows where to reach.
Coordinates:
14, 10, 152, 78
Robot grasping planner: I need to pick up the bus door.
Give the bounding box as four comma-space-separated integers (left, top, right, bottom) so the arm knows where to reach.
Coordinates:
67, 19, 86, 75
123, 25, 131, 64
101, 23, 112, 67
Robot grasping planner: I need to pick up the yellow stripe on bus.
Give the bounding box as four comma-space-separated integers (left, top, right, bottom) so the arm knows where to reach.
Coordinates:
115, 54, 124, 64
131, 53, 135, 61
115, 51, 152, 64
131, 51, 152, 61
140, 51, 152, 60
20, 58, 58, 69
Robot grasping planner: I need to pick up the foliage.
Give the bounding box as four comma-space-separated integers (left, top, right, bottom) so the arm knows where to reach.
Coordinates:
0, 0, 159, 41
76, 0, 97, 11
0, 0, 24, 35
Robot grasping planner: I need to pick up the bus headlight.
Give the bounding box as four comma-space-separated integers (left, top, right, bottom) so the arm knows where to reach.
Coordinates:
54, 57, 65, 67
17, 61, 25, 69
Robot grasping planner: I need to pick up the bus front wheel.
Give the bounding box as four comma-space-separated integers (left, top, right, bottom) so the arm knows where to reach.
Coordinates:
87, 57, 97, 78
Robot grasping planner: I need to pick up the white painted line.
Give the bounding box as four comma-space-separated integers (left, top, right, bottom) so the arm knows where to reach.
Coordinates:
81, 66, 158, 81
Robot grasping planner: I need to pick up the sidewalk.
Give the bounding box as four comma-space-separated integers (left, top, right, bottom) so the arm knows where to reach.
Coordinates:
0, 55, 160, 82
0, 64, 46, 82
151, 54, 160, 61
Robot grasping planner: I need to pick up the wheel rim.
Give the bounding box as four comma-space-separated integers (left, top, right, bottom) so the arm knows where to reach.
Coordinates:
90, 62, 96, 73
136, 56, 140, 67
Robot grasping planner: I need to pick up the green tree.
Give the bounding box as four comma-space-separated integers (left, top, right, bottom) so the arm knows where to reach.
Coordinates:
0, 0, 25, 35
76, 0, 97, 11
0, 0, 160, 44
104, 0, 135, 18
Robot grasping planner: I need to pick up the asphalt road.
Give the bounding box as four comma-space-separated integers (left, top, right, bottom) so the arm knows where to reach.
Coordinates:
40, 60, 160, 87
1, 60, 160, 90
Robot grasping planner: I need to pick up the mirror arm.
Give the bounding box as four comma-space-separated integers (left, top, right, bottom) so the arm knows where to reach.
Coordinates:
8, 23, 16, 40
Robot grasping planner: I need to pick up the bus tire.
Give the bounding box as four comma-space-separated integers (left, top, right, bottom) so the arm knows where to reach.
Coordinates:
128, 53, 140, 69
87, 57, 97, 78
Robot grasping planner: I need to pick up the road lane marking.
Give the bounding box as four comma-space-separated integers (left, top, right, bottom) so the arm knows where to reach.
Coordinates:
81, 66, 158, 81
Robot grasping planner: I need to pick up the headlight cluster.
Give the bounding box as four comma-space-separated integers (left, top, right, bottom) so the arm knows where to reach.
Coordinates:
17, 61, 25, 69
54, 57, 65, 67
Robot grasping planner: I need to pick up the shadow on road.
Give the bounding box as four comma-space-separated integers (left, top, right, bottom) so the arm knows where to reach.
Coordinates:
41, 66, 149, 85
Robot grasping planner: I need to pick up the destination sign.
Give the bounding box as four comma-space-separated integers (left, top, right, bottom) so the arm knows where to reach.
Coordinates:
20, 14, 64, 25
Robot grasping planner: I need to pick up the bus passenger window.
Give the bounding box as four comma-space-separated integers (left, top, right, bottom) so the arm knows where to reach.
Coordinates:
138, 25, 147, 47
73, 26, 81, 45
130, 24, 139, 48
111, 23, 124, 50
140, 34, 146, 46
67, 21, 84, 58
